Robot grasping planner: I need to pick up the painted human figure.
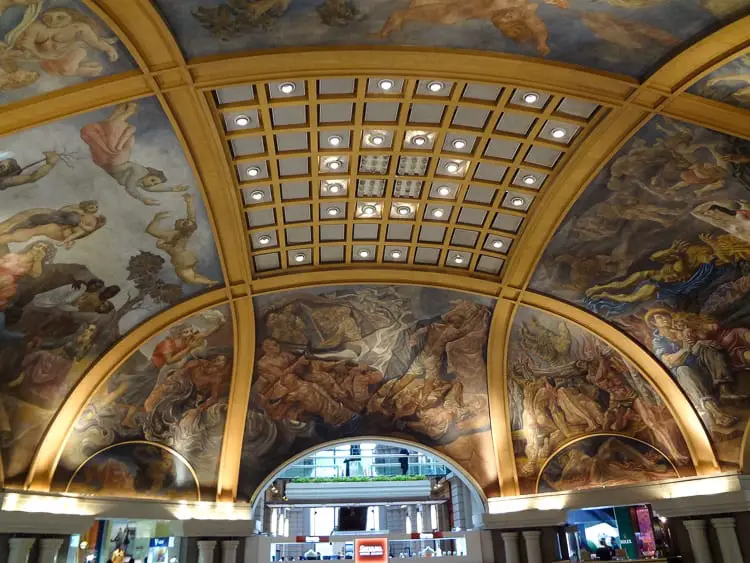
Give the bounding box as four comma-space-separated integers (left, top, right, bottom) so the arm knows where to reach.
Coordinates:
146, 194, 218, 286
0, 241, 50, 331
0, 151, 58, 190
0, 201, 105, 248
80, 103, 188, 205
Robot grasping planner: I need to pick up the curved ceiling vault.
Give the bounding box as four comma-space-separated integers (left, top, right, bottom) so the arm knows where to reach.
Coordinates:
0, 0, 749, 504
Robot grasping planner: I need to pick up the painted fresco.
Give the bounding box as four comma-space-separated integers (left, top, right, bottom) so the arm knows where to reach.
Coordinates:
0, 0, 135, 105
55, 305, 232, 493
690, 55, 750, 110
154, 0, 749, 77
67, 442, 200, 500
0, 97, 223, 486
530, 116, 750, 469
537, 435, 679, 493
238, 285, 497, 499
508, 307, 692, 494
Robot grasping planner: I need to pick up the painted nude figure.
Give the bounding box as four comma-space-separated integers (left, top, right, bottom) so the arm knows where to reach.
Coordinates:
0, 201, 105, 248
0, 150, 58, 190
146, 194, 217, 286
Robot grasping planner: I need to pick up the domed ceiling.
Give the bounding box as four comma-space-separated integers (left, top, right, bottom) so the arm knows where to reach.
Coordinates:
0, 0, 749, 503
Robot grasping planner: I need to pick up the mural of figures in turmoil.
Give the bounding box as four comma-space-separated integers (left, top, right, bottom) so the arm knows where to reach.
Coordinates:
55, 306, 232, 494
238, 285, 497, 499
0, 97, 223, 486
154, 0, 748, 77
537, 435, 679, 493
67, 442, 200, 500
0, 0, 135, 105
531, 116, 750, 469
690, 55, 750, 110
508, 307, 692, 494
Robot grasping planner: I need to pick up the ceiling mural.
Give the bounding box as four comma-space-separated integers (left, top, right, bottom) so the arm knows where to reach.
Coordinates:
55, 305, 232, 495
238, 285, 497, 499
0, 96, 223, 486
508, 306, 692, 495
0, 0, 135, 105
689, 55, 750, 110
66, 442, 200, 501
530, 115, 750, 469
536, 435, 679, 493
154, 0, 747, 77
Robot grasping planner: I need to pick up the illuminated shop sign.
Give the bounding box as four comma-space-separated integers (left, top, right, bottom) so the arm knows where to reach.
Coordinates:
355, 538, 388, 563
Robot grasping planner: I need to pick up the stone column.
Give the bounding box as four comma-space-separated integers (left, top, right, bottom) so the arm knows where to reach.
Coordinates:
8, 538, 35, 563
197, 540, 217, 563
711, 517, 744, 563
221, 540, 240, 563
500, 532, 520, 563
522, 530, 543, 563
39, 538, 65, 563
683, 520, 714, 563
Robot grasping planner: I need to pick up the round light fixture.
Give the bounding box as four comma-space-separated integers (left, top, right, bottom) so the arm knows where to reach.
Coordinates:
522, 92, 539, 104
327, 159, 343, 170
492, 240, 504, 249
279, 82, 296, 94
370, 134, 385, 146
246, 166, 261, 177
437, 186, 451, 196
327, 182, 342, 194
378, 79, 394, 91
258, 235, 272, 245
362, 205, 377, 216
390, 250, 402, 259
328, 135, 342, 146
454, 255, 465, 264
522, 175, 536, 185
79, 542, 89, 551
427, 81, 444, 93
234, 115, 251, 127
250, 190, 264, 201
551, 128, 567, 139
397, 206, 411, 216
326, 207, 340, 217
358, 249, 370, 258
412, 135, 427, 146
445, 162, 460, 174
294, 253, 306, 263
511, 197, 526, 207
452, 139, 467, 150
432, 208, 445, 218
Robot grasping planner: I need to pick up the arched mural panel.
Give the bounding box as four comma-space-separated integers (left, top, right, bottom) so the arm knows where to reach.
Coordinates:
0, 0, 137, 105
530, 115, 750, 470
238, 285, 497, 500
0, 97, 223, 486
508, 306, 693, 494
689, 54, 750, 110
55, 304, 233, 495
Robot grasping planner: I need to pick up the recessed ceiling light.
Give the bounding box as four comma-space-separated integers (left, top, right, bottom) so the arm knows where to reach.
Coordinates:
279, 82, 296, 94
427, 81, 444, 93
362, 205, 377, 216
358, 249, 370, 258
412, 136, 427, 146
451, 139, 467, 150
327, 160, 343, 170
327, 182, 342, 194
454, 255, 465, 264
258, 235, 272, 245
370, 134, 385, 146
445, 162, 460, 174
246, 166, 261, 177
523, 92, 539, 104
378, 79, 394, 91
551, 128, 567, 139
522, 175, 536, 185
250, 190, 264, 201
328, 135, 342, 146
432, 208, 445, 218
397, 206, 411, 216
327, 207, 340, 217
234, 115, 251, 127
511, 197, 526, 207
492, 240, 504, 249
437, 186, 451, 197
294, 253, 306, 262
390, 250, 402, 259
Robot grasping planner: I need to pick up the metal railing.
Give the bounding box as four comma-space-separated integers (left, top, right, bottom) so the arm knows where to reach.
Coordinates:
278, 453, 450, 479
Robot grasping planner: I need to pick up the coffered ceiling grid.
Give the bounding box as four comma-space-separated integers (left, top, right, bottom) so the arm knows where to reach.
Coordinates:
209, 76, 604, 280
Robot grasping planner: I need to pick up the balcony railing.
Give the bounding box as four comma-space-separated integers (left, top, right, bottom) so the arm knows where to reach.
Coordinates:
277, 453, 450, 480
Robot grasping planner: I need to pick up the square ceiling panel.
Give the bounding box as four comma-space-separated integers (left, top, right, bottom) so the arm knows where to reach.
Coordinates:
238, 161, 270, 183
474, 162, 507, 183
465, 185, 496, 204
283, 205, 312, 223
424, 203, 451, 222
476, 255, 504, 275
287, 248, 312, 265
492, 212, 523, 232
496, 112, 535, 136
318, 78, 356, 96
416, 80, 453, 97
462, 83, 502, 102
272, 105, 307, 127
539, 119, 579, 144
365, 102, 400, 123
254, 252, 281, 272
268, 80, 306, 99
446, 250, 471, 269
419, 225, 446, 243
246, 208, 275, 228
367, 77, 404, 95
275, 132, 308, 152
319, 103, 354, 124
242, 185, 272, 205
408, 103, 445, 124
320, 130, 351, 150
525, 146, 562, 168
484, 138, 520, 160
414, 247, 440, 265
353, 224, 379, 240
451, 229, 479, 248
231, 136, 265, 157
216, 85, 254, 104
320, 202, 346, 220
285, 226, 313, 244
320, 179, 348, 196
404, 130, 436, 150
359, 155, 390, 174
457, 208, 487, 226
281, 181, 310, 200
512, 170, 546, 190
320, 224, 346, 241
279, 157, 309, 177
443, 133, 476, 154
320, 246, 345, 263
362, 129, 394, 149
429, 182, 459, 199
353, 245, 376, 261
224, 109, 260, 132
398, 156, 429, 176
484, 234, 512, 253
384, 246, 408, 262
452, 106, 490, 129
393, 179, 423, 198
557, 97, 598, 119
502, 191, 533, 211
387, 224, 412, 241
358, 179, 386, 197
319, 155, 349, 173
250, 230, 278, 250
509, 88, 551, 109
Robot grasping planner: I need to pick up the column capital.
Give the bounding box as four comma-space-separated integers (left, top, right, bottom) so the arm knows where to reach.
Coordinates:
710, 517, 737, 529
9, 538, 36, 547
221, 540, 240, 550
683, 519, 708, 530
522, 530, 542, 539
197, 540, 217, 549
501, 531, 520, 541
40, 538, 65, 548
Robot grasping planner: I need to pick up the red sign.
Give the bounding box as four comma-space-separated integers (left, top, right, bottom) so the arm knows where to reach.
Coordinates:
355, 538, 388, 563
